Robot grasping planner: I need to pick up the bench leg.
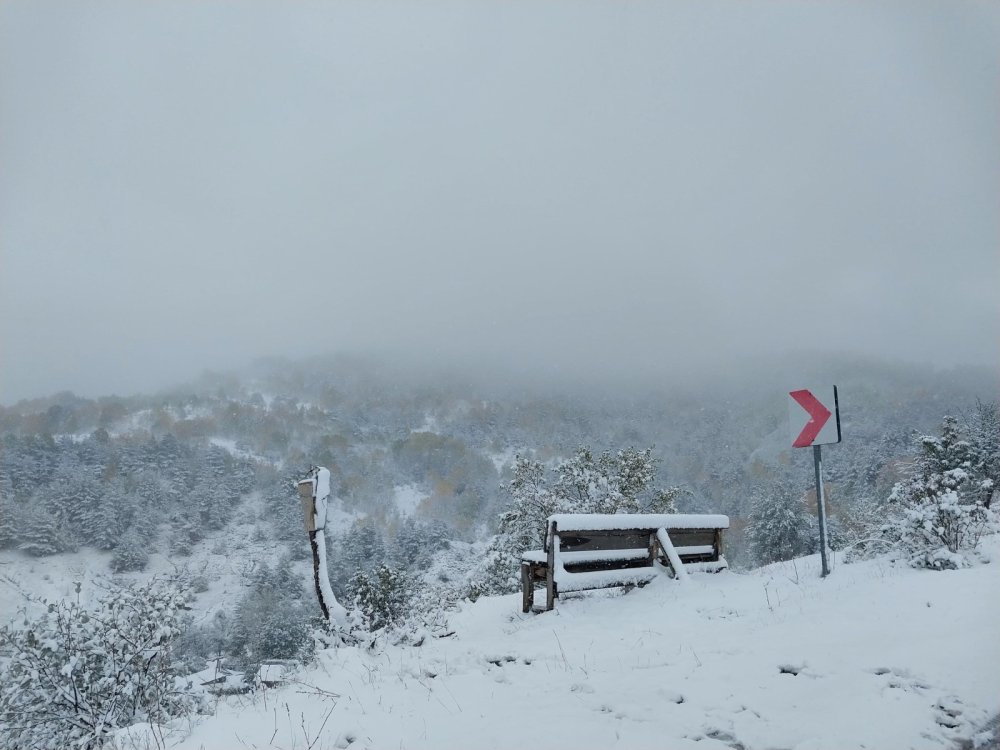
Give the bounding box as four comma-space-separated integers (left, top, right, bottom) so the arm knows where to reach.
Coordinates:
545, 568, 555, 611
521, 562, 533, 613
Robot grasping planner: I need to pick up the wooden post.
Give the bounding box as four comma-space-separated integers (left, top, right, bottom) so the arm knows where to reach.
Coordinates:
521, 562, 533, 613
546, 521, 558, 611
308, 531, 330, 621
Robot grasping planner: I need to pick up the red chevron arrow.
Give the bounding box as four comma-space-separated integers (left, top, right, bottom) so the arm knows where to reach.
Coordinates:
790, 389, 832, 447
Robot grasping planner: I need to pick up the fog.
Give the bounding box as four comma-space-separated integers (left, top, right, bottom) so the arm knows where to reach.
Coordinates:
1, 0, 997, 403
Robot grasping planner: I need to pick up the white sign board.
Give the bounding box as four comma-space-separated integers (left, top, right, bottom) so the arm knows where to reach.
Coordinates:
788, 385, 841, 448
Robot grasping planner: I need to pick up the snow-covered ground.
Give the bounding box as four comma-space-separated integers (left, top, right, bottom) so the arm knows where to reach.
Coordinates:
209, 436, 278, 467
158, 538, 1000, 750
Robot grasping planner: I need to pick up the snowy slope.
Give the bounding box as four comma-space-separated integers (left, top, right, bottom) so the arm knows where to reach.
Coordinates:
157, 538, 1000, 750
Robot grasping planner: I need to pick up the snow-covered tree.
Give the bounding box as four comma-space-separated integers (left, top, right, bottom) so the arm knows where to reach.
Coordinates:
745, 479, 813, 566
330, 520, 387, 591
887, 416, 994, 569
16, 498, 76, 557
0, 480, 17, 550
965, 400, 999, 509
110, 528, 151, 572
0, 578, 199, 750
226, 558, 314, 668
552, 447, 658, 514
349, 564, 413, 633
475, 456, 562, 596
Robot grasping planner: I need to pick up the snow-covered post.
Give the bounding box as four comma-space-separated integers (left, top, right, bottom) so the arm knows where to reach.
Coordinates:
812, 445, 831, 577
296, 467, 347, 626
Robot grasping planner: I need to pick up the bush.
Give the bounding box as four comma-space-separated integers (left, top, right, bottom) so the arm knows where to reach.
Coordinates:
110, 530, 150, 572
349, 565, 413, 632
0, 578, 200, 750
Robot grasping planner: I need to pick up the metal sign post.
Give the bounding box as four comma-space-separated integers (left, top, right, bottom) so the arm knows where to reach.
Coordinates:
788, 386, 841, 579
812, 444, 830, 577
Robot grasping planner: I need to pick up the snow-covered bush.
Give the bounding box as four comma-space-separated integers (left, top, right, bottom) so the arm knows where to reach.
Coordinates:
349, 564, 413, 633
110, 529, 150, 572
0, 578, 200, 750
887, 416, 995, 569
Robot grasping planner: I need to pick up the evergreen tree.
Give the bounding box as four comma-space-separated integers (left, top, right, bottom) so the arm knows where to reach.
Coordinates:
226, 559, 313, 668
349, 564, 413, 632
391, 521, 450, 571
81, 483, 127, 551
746, 479, 812, 565
0, 480, 16, 550
476, 456, 562, 595
110, 528, 150, 572
17, 499, 75, 557
966, 400, 1000, 509
888, 416, 993, 568
331, 520, 386, 588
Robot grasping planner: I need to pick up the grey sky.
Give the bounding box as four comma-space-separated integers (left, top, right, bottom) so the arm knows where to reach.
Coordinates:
1, 0, 997, 403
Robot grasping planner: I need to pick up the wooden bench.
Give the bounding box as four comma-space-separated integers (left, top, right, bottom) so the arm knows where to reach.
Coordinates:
520, 513, 729, 612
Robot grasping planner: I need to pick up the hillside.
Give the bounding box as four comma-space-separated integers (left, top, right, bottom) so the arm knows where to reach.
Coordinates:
125, 538, 1000, 750
1, 355, 997, 749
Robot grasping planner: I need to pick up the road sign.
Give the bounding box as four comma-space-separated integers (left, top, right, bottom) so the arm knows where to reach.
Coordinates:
788, 386, 841, 448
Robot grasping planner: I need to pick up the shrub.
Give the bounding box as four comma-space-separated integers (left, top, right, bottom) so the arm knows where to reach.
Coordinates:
349, 565, 413, 632
0, 578, 200, 750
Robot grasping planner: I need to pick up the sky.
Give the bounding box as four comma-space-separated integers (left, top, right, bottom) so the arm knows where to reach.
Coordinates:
1, 0, 998, 403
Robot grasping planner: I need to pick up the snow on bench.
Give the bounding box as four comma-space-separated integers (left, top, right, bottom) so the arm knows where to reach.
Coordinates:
547, 513, 730, 531
520, 513, 729, 612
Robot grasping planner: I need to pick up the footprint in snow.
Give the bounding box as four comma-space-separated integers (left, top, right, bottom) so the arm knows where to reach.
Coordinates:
655, 688, 685, 704
778, 662, 806, 676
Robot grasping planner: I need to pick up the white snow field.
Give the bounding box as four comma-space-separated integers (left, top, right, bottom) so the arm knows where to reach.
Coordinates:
162, 538, 1000, 750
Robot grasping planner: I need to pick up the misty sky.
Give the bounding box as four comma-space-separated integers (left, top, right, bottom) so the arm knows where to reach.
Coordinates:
1, 0, 997, 403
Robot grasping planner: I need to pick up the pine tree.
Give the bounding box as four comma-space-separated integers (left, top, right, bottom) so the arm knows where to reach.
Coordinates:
0, 480, 16, 550
746, 480, 812, 566
111, 528, 150, 572
226, 559, 313, 668
888, 416, 993, 568
349, 564, 413, 632
81, 483, 127, 551
17, 499, 75, 557
476, 456, 562, 595
966, 400, 1000, 509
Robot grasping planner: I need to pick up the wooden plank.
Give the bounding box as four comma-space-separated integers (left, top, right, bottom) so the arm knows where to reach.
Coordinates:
656, 528, 689, 583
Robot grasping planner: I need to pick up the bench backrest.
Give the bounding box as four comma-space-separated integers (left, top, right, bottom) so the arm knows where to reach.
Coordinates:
544, 514, 728, 555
